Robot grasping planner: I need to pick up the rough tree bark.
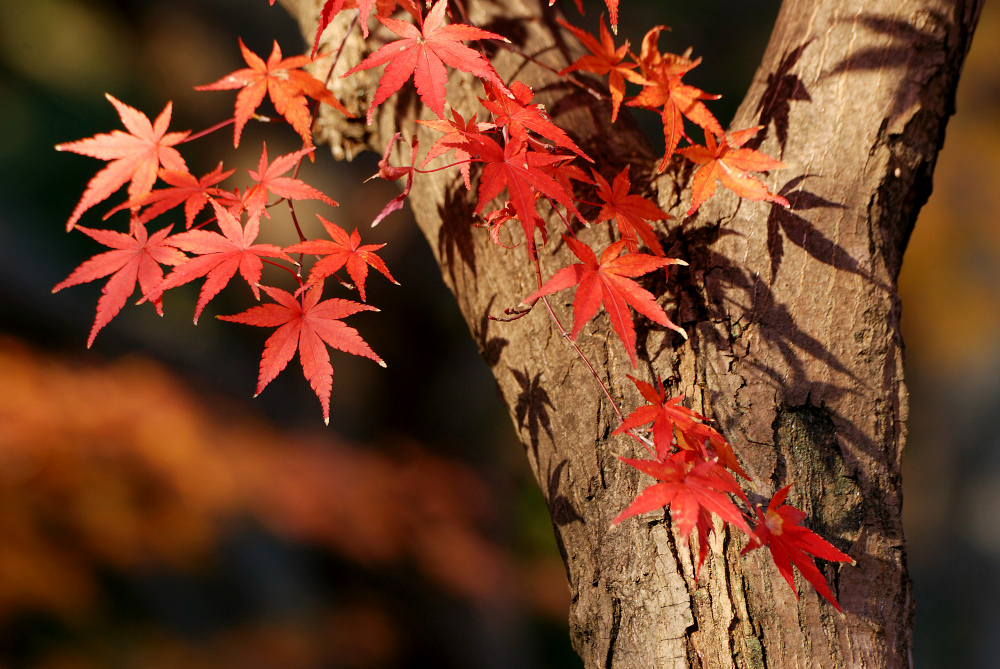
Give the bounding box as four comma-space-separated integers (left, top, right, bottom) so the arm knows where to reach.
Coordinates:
281, 0, 981, 665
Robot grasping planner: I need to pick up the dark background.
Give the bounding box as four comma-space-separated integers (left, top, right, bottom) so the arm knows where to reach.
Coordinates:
0, 0, 998, 666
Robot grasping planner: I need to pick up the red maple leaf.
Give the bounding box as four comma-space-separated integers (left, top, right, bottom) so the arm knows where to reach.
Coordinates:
56, 94, 189, 230
464, 134, 583, 259
52, 220, 187, 347
628, 28, 722, 173
285, 215, 398, 301
342, 0, 509, 123
522, 236, 686, 366
195, 39, 350, 148
106, 164, 239, 229
613, 375, 704, 458
558, 18, 643, 122
244, 143, 338, 221
480, 81, 591, 162
741, 485, 853, 611
612, 374, 748, 478
593, 166, 670, 255
613, 451, 750, 572
146, 201, 291, 323
676, 127, 789, 215
218, 285, 384, 424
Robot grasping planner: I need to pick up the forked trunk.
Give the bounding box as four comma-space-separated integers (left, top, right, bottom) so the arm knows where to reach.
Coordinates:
281, 0, 981, 665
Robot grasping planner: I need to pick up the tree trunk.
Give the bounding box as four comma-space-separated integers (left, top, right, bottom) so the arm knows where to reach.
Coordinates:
281, 0, 981, 665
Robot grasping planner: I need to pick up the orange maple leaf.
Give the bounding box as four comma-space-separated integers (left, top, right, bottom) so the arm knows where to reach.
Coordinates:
558, 18, 643, 122
56, 94, 189, 231
676, 127, 790, 215
105, 163, 239, 229
145, 201, 291, 323
628, 28, 722, 172
196, 39, 350, 148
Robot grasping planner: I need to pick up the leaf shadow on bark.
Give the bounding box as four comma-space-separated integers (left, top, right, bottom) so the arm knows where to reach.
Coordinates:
546, 458, 584, 588
766, 175, 887, 289
648, 219, 862, 405
825, 11, 950, 122
745, 40, 814, 155
437, 180, 479, 285
471, 296, 510, 367
511, 367, 556, 463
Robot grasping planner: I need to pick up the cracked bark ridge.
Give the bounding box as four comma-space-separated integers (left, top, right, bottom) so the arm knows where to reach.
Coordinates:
280, 0, 981, 666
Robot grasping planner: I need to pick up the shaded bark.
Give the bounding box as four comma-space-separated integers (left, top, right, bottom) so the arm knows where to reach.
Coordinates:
281, 0, 981, 665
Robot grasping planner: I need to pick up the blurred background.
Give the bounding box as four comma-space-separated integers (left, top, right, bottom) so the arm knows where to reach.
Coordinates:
0, 0, 997, 667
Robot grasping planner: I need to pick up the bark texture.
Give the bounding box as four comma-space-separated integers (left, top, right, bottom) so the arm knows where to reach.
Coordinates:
281, 0, 981, 665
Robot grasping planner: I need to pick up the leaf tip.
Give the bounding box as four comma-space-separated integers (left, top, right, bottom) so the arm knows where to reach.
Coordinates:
378, 359, 387, 368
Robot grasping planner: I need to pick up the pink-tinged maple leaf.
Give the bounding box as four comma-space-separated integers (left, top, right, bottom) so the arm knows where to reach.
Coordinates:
480, 81, 591, 162
342, 0, 509, 123
195, 39, 350, 148
613, 451, 750, 572
558, 18, 644, 122
218, 285, 385, 424
52, 220, 187, 347
522, 237, 686, 366
369, 133, 419, 227
145, 201, 291, 323
244, 143, 338, 221
464, 134, 583, 259
106, 164, 239, 229
741, 485, 853, 611
593, 166, 669, 255
676, 127, 790, 216
56, 94, 189, 231
285, 215, 398, 301
627, 28, 723, 172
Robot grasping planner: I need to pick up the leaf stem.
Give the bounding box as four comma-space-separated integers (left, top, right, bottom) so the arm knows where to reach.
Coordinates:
526, 255, 655, 456
180, 118, 235, 144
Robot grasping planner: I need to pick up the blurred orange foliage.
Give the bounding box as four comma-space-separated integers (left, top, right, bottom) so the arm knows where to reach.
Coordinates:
0, 335, 568, 640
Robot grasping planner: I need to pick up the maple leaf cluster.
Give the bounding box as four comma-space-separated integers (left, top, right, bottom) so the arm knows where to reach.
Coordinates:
561, 18, 790, 214
54, 60, 390, 423
611, 377, 852, 609
52, 0, 852, 612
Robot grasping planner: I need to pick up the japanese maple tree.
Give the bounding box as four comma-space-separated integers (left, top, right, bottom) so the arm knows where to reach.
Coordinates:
50, 0, 979, 664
